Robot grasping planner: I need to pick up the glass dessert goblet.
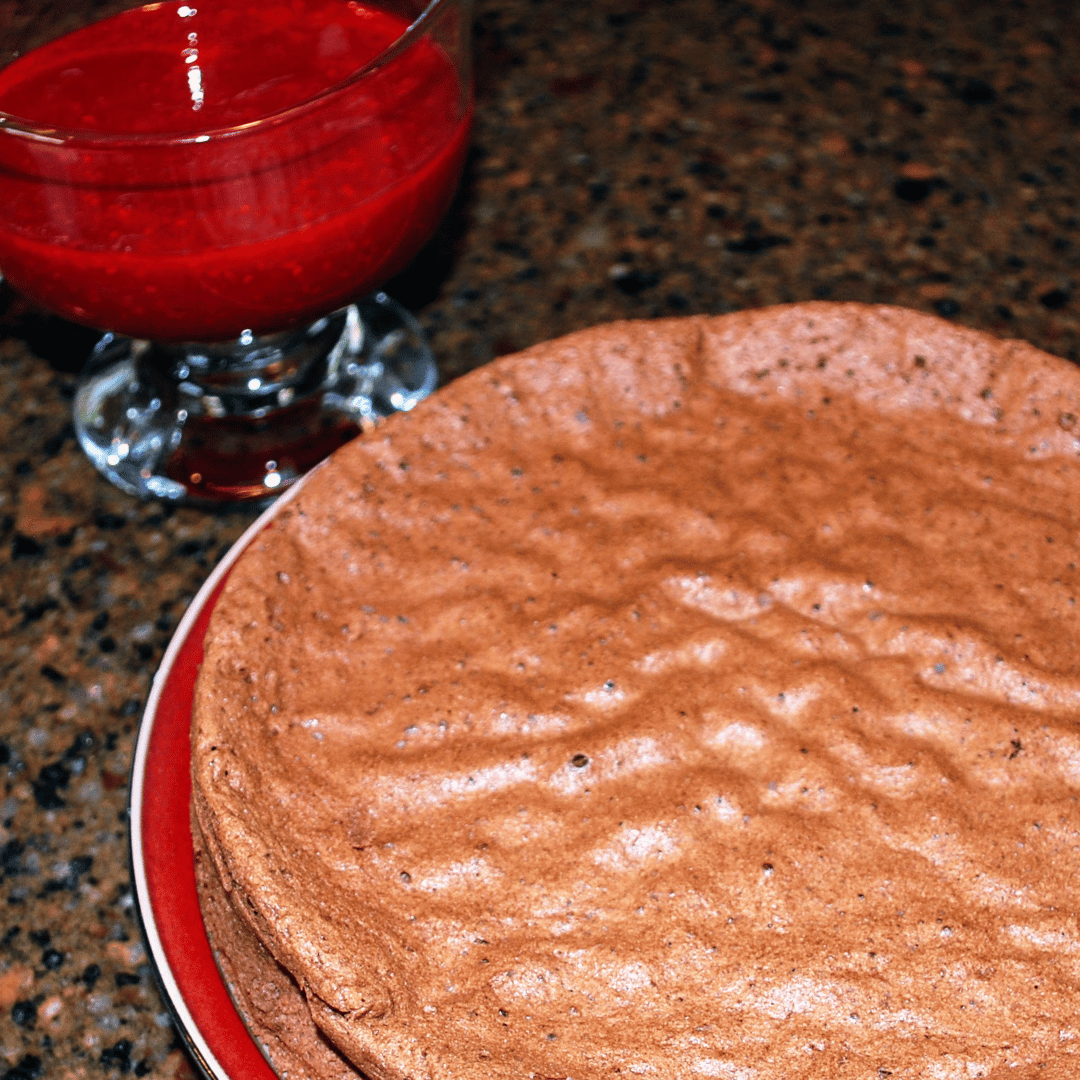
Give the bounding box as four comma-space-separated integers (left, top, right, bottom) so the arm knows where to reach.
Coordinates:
0, 0, 471, 503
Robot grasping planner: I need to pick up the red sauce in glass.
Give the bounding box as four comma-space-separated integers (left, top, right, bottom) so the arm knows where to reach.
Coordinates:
0, 0, 470, 340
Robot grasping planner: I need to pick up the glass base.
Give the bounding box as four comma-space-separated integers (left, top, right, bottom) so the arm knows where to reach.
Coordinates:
73, 293, 438, 505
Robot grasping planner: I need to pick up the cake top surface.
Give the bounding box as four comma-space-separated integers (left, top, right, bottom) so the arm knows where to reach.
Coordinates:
192, 303, 1080, 1080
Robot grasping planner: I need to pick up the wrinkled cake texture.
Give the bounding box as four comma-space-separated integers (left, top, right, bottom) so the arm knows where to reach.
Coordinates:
192, 304, 1080, 1080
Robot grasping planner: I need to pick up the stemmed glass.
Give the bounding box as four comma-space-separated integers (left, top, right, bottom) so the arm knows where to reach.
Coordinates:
0, 0, 471, 503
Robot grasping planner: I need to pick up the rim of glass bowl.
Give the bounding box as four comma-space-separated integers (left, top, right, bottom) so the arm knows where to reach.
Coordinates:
0, 0, 455, 147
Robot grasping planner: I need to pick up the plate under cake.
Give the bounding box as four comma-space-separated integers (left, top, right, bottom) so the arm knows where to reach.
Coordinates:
192, 303, 1080, 1080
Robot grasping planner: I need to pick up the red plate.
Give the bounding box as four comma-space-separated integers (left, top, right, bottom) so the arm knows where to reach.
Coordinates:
129, 484, 307, 1080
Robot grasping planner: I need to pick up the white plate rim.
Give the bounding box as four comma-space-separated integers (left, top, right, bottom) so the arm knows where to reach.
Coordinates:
128, 476, 309, 1080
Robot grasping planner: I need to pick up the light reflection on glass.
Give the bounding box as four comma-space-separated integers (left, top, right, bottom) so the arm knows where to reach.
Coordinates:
179, 9, 202, 110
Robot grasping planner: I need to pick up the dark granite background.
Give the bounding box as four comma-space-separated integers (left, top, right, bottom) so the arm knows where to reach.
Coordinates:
0, 0, 1077, 1076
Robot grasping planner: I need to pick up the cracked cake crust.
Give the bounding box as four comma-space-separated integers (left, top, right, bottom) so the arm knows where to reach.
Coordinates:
193, 304, 1080, 1080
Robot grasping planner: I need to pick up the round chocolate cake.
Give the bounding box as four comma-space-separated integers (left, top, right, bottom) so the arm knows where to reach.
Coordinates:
192, 303, 1080, 1080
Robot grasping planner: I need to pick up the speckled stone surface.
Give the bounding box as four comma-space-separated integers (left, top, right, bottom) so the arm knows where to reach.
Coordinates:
0, 0, 1077, 1077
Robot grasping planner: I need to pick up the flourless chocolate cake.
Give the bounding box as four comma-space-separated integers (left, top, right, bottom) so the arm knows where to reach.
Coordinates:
192, 303, 1080, 1080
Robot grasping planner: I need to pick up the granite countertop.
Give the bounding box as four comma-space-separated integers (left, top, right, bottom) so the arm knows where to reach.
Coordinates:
0, 0, 1077, 1076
